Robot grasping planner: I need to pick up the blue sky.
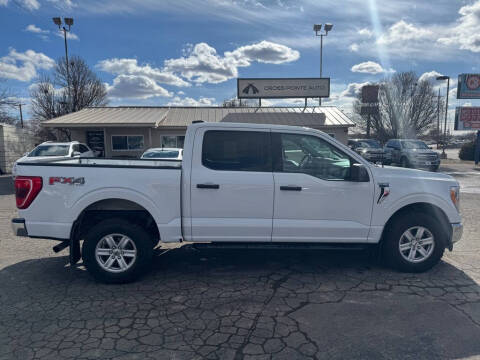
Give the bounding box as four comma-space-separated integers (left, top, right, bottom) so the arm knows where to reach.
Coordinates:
1, 0, 479, 129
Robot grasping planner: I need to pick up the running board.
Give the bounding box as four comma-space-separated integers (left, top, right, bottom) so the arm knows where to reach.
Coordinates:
192, 242, 370, 251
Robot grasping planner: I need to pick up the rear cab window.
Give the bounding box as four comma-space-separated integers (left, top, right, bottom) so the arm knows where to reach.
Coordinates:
202, 130, 271, 172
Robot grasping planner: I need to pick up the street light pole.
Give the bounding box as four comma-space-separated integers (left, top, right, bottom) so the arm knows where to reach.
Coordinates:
436, 75, 450, 159
436, 88, 440, 149
52, 17, 74, 112
314, 23, 333, 107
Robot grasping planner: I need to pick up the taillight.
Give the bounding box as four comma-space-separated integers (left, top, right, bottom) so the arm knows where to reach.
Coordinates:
15, 176, 43, 209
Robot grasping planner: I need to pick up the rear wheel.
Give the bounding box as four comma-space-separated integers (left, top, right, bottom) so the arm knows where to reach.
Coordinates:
382, 212, 446, 272
82, 218, 153, 283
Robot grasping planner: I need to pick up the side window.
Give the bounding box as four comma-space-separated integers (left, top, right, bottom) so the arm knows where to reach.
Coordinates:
79, 144, 89, 153
275, 133, 351, 181
202, 130, 271, 172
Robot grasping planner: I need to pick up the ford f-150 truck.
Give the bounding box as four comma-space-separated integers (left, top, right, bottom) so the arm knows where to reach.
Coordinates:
12, 122, 463, 283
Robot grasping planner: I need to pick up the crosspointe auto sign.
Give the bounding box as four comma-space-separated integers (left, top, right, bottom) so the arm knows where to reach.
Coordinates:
237, 78, 330, 99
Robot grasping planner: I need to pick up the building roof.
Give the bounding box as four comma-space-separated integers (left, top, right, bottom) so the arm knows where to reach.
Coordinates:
42, 106, 355, 128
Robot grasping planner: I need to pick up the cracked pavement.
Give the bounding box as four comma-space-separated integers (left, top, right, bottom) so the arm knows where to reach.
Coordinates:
0, 166, 479, 360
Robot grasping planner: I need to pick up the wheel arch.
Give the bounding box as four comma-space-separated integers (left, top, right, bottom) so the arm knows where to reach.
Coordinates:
73, 197, 161, 246
380, 202, 452, 248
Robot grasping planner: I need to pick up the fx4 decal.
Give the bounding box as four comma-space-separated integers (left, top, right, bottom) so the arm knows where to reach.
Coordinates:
49, 177, 85, 186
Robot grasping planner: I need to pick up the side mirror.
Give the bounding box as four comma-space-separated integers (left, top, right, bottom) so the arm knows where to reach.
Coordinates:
350, 163, 370, 182
72, 151, 81, 157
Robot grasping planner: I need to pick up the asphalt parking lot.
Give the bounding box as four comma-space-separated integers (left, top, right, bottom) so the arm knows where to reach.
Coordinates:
0, 163, 479, 360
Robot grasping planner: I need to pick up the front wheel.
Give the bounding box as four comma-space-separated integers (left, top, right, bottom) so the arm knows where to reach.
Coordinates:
82, 218, 153, 283
400, 157, 410, 168
382, 212, 446, 272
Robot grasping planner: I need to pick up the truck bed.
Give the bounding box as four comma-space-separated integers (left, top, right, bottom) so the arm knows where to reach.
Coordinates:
14, 157, 182, 242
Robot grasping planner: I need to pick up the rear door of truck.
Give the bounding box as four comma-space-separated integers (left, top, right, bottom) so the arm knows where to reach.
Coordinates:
188, 126, 274, 242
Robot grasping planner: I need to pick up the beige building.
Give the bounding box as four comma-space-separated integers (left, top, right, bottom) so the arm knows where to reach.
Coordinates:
0, 124, 39, 174
43, 106, 355, 158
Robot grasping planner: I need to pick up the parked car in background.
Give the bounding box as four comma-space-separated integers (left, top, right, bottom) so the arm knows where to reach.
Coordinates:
384, 139, 440, 171
348, 139, 391, 164
12, 141, 95, 176
141, 148, 183, 160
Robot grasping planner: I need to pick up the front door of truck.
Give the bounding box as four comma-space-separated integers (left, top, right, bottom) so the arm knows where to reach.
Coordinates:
190, 128, 274, 242
271, 131, 374, 243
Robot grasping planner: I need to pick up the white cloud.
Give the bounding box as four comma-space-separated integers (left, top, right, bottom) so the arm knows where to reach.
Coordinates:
358, 28, 373, 37
418, 71, 444, 83
349, 43, 359, 52
25, 24, 49, 34
340, 82, 371, 98
227, 40, 299, 65
377, 20, 433, 45
18, 0, 39, 10
351, 61, 393, 75
0, 49, 55, 82
97, 58, 189, 87
164, 41, 299, 84
47, 0, 76, 10
55, 30, 79, 41
105, 75, 172, 99
166, 96, 216, 106
437, 1, 480, 53
0, 0, 9, 6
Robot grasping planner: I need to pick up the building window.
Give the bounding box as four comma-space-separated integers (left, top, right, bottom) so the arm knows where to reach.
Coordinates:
161, 135, 185, 148
112, 135, 144, 151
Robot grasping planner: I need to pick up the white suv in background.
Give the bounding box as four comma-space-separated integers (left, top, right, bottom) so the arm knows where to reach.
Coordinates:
12, 141, 95, 176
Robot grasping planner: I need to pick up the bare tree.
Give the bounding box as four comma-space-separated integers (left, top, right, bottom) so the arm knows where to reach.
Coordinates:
222, 95, 258, 107
30, 55, 108, 140
0, 83, 20, 125
353, 72, 441, 142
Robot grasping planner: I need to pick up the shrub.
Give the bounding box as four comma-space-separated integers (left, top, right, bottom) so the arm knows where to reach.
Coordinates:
459, 141, 475, 161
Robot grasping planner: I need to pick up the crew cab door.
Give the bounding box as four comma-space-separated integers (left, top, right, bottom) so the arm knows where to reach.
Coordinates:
271, 131, 374, 243
189, 127, 274, 242
385, 140, 401, 163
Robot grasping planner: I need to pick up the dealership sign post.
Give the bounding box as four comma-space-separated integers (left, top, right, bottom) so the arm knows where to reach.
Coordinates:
457, 74, 480, 99
237, 78, 330, 106
454, 107, 480, 130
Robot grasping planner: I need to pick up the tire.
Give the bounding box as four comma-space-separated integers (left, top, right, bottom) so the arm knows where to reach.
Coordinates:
82, 218, 153, 283
400, 157, 410, 168
382, 212, 446, 273
430, 165, 439, 172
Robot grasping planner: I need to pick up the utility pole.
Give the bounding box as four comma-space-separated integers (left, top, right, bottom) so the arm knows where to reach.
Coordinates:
18, 103, 24, 128
436, 88, 440, 149
436, 75, 450, 159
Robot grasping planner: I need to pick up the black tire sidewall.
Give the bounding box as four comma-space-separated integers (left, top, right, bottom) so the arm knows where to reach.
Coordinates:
383, 212, 446, 273
401, 157, 409, 168
82, 218, 153, 283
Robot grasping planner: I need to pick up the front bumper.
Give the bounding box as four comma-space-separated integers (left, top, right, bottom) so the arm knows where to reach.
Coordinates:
410, 158, 440, 167
12, 218, 28, 237
451, 223, 463, 244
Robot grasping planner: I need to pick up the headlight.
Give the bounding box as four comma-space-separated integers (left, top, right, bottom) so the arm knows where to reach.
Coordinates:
450, 186, 460, 211
362, 149, 368, 154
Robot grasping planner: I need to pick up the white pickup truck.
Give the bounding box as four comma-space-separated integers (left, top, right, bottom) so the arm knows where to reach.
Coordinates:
12, 122, 463, 283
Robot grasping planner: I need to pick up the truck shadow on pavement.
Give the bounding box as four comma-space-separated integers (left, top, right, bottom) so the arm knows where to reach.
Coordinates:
1, 247, 480, 359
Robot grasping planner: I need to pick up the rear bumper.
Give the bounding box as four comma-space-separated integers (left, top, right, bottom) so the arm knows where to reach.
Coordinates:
451, 223, 463, 244
12, 218, 28, 237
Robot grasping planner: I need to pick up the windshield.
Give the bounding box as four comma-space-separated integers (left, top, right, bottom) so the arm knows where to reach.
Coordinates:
402, 141, 429, 149
142, 150, 180, 159
28, 145, 70, 157
357, 140, 381, 148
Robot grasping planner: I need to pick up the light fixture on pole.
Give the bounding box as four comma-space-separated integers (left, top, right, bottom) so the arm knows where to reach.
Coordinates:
52, 17, 74, 111
436, 75, 450, 159
314, 23, 333, 106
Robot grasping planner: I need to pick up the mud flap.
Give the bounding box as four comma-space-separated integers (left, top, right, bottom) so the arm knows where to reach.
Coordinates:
69, 220, 82, 265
